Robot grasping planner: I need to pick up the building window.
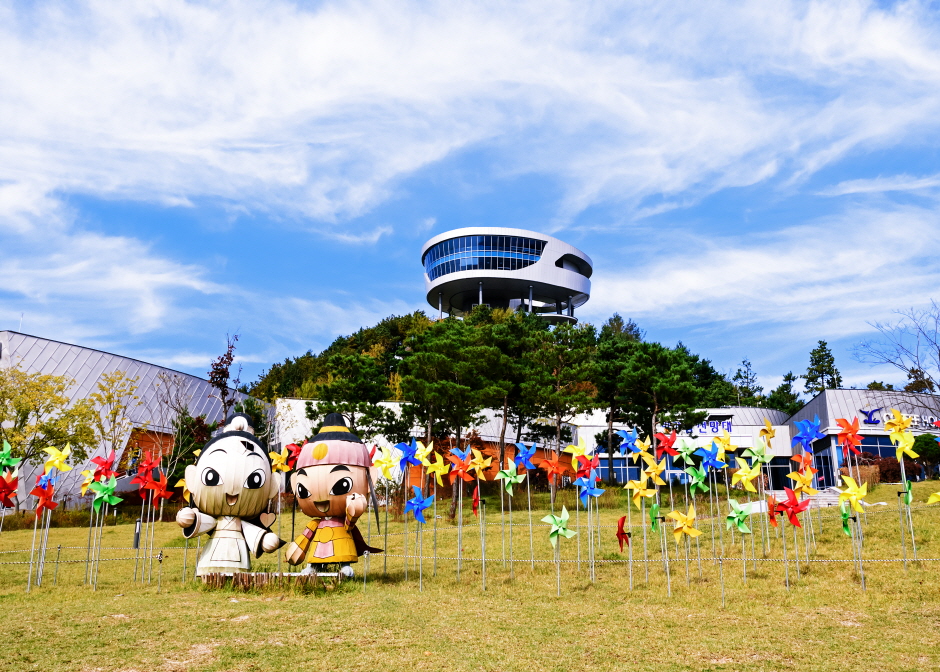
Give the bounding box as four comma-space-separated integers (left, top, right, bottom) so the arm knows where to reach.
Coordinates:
423, 234, 547, 280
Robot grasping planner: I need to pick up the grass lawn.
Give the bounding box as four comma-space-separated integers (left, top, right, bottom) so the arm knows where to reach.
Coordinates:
3, 481, 940, 671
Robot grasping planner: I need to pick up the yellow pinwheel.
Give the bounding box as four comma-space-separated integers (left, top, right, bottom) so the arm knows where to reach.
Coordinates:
175, 478, 190, 503
838, 475, 867, 513
894, 430, 919, 461
928, 491, 940, 505
269, 446, 291, 473
667, 505, 702, 543
885, 408, 912, 444
469, 449, 492, 479
759, 418, 775, 445
564, 436, 590, 464
80, 469, 95, 496
713, 431, 737, 462
787, 469, 818, 497
731, 458, 760, 493
631, 436, 652, 463
415, 440, 435, 466
43, 444, 72, 474
373, 446, 397, 480
425, 451, 451, 487
642, 456, 667, 486
626, 477, 656, 509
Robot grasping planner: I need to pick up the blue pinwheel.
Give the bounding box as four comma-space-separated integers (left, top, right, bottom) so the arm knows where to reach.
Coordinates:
792, 415, 825, 452
397, 440, 421, 472
38, 473, 56, 489
615, 428, 639, 455
695, 442, 726, 471
405, 486, 434, 524
450, 445, 471, 461
513, 442, 537, 470
573, 469, 605, 507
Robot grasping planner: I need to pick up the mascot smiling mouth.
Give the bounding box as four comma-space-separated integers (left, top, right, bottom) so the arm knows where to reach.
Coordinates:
226, 494, 239, 506
314, 500, 330, 513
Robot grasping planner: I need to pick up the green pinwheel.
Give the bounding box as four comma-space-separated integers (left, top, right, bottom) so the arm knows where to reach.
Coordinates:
649, 501, 661, 532
0, 440, 20, 472
839, 502, 853, 537
496, 460, 526, 496
89, 476, 122, 512
541, 506, 577, 548
742, 437, 772, 464
673, 437, 698, 467
725, 499, 751, 534
685, 465, 709, 495
902, 479, 913, 506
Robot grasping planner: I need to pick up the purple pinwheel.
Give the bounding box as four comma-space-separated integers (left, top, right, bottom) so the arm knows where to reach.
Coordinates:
405, 486, 434, 524
615, 428, 639, 455
573, 469, 605, 507
397, 440, 421, 472
791, 415, 825, 452
695, 442, 726, 471
513, 442, 537, 470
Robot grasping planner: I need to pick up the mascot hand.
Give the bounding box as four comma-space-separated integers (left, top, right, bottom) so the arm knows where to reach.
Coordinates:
284, 541, 306, 565
176, 507, 196, 528
261, 532, 283, 553
345, 493, 366, 522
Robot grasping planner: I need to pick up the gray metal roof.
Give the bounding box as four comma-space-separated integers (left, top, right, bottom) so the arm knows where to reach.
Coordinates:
789, 388, 940, 436
702, 406, 790, 426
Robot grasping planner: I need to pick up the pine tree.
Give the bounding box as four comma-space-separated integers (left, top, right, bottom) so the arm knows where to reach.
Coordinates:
731, 358, 763, 406
804, 340, 843, 395
766, 371, 803, 416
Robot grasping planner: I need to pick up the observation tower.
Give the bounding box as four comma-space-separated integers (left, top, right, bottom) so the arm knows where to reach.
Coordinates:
420, 227, 592, 324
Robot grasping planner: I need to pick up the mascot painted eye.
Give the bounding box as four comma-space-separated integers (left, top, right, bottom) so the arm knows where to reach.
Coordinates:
330, 477, 353, 496
296, 482, 310, 499
201, 467, 222, 486
244, 470, 266, 489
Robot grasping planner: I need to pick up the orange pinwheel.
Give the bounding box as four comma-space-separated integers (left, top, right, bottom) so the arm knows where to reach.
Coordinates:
766, 494, 779, 527
835, 417, 863, 458
539, 458, 567, 482
790, 453, 817, 474
448, 455, 474, 484
145, 472, 173, 508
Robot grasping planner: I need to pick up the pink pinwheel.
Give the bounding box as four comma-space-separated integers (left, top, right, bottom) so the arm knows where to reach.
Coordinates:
91, 449, 118, 480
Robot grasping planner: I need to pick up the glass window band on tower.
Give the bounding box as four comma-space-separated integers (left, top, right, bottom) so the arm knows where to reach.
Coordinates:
422, 235, 547, 281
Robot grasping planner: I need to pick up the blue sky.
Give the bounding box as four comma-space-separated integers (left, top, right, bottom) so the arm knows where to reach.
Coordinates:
2, 1, 940, 394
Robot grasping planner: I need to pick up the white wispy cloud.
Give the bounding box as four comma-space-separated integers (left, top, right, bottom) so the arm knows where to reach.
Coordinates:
817, 173, 940, 196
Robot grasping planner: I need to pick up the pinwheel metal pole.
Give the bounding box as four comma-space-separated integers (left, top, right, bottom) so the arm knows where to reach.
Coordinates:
508, 486, 515, 581
792, 523, 801, 581
457, 481, 463, 583
660, 516, 671, 597
364, 495, 371, 591
418, 516, 424, 592
555, 536, 561, 598
781, 521, 790, 591
500, 476, 506, 569
575, 494, 582, 573
897, 490, 909, 570
432, 481, 438, 576
684, 535, 691, 586
900, 460, 918, 561
26, 503, 41, 593
641, 498, 649, 583
84, 501, 96, 584
480, 502, 487, 591
93, 503, 109, 591
383, 485, 389, 575
741, 532, 747, 584
527, 476, 534, 571
403, 504, 409, 581
586, 495, 594, 583
37, 504, 53, 585
627, 498, 634, 590
708, 471, 717, 559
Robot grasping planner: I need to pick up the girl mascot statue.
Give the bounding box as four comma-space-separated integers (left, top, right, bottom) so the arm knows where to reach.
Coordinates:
176, 414, 284, 577
284, 413, 382, 578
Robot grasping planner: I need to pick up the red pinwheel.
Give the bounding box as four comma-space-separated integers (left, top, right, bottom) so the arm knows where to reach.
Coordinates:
655, 431, 678, 460
766, 495, 779, 527
616, 515, 631, 551
285, 443, 303, 470
776, 487, 810, 527
790, 453, 817, 475
368, 444, 377, 460
145, 471, 173, 508
130, 451, 160, 489
0, 471, 17, 508
472, 485, 480, 518
30, 479, 58, 515
575, 454, 600, 481
835, 417, 863, 459
91, 449, 118, 480
448, 455, 474, 484
539, 458, 567, 485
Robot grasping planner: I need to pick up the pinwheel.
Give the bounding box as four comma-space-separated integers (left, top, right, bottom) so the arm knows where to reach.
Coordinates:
726, 499, 751, 533
450, 446, 471, 461
835, 417, 863, 458
840, 503, 853, 537
776, 487, 810, 527
373, 446, 397, 480
513, 442, 537, 470
616, 516, 631, 551
673, 437, 698, 466
731, 458, 760, 493
175, 478, 190, 503
685, 465, 709, 495
615, 428, 639, 454
642, 456, 667, 486
894, 431, 919, 462
268, 446, 291, 473
542, 506, 577, 547
928, 490, 940, 505
563, 436, 591, 465
575, 454, 600, 480
713, 431, 737, 462
144, 472, 173, 508
631, 436, 652, 462
0, 440, 20, 472
787, 469, 819, 497
405, 486, 434, 524
30, 478, 57, 515
626, 478, 656, 509
397, 441, 421, 473
759, 418, 775, 444
426, 452, 451, 487
742, 438, 772, 465
130, 451, 160, 488
284, 443, 303, 469
472, 485, 480, 517
573, 470, 605, 507
414, 440, 434, 466
695, 443, 726, 471
792, 415, 825, 452
0, 470, 17, 508
89, 476, 123, 512
654, 430, 678, 460
539, 458, 567, 483
90, 449, 118, 480
42, 444, 72, 474
667, 505, 702, 543
448, 455, 474, 484
469, 449, 492, 479
79, 469, 95, 496
496, 460, 526, 496
648, 502, 660, 532
766, 495, 779, 527
838, 475, 868, 513
790, 452, 817, 474
901, 479, 913, 507
885, 408, 912, 443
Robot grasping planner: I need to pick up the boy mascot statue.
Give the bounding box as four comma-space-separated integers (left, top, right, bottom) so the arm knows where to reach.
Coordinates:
176, 414, 284, 577
284, 413, 382, 578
